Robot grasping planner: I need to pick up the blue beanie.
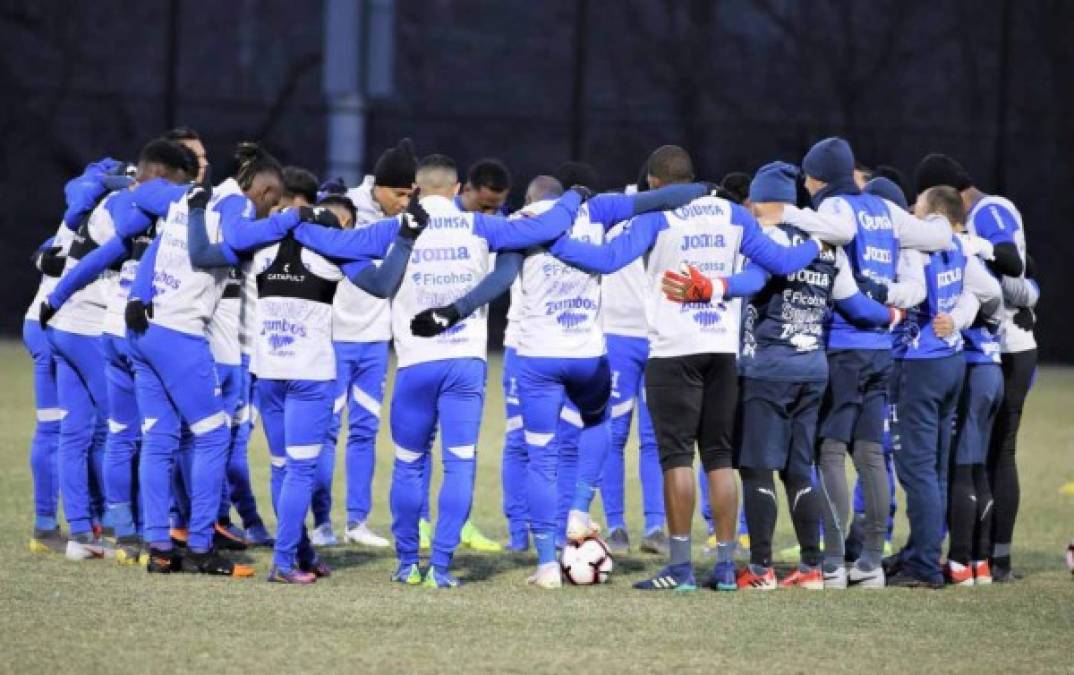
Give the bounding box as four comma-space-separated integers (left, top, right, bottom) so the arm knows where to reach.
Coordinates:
863, 176, 909, 211
749, 161, 799, 204
802, 137, 854, 183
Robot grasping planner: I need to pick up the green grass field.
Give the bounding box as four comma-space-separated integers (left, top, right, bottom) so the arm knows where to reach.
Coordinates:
1, 340, 1072, 674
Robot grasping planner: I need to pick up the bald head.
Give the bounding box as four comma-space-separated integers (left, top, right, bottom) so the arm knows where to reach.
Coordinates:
415, 154, 460, 197
647, 145, 694, 188
525, 175, 564, 205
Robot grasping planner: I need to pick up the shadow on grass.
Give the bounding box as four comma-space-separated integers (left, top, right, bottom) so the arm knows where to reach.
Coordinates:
317, 546, 394, 570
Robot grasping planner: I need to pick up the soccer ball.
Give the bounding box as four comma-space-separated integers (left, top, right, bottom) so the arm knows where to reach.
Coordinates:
560, 537, 613, 585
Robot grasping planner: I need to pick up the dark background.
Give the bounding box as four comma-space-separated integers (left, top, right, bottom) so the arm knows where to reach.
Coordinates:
2, 0, 1071, 359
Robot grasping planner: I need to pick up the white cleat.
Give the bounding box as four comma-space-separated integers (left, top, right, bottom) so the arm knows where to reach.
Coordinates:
343, 522, 390, 548
566, 510, 600, 543
65, 537, 115, 561
309, 522, 339, 547
848, 563, 886, 589
526, 562, 563, 589
823, 565, 848, 590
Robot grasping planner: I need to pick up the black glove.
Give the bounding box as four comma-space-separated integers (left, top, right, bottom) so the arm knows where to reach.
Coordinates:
399, 190, 428, 241
854, 274, 889, 304
39, 301, 57, 327
1013, 307, 1035, 332
569, 185, 593, 202
34, 246, 66, 277
125, 299, 152, 334
298, 206, 341, 228
186, 182, 212, 211
410, 305, 462, 337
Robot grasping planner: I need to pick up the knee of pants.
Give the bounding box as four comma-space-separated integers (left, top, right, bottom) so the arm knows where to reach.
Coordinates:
284, 455, 319, 479
348, 389, 383, 436
609, 411, 632, 450
699, 446, 732, 473
525, 436, 558, 481
659, 448, 694, 472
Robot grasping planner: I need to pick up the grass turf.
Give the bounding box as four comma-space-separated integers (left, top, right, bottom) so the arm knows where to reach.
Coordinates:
0, 341, 1071, 673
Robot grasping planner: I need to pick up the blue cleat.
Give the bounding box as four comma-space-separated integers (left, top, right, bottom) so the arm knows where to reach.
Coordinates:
633, 564, 697, 591
391, 562, 422, 585
706, 560, 738, 591
423, 567, 461, 589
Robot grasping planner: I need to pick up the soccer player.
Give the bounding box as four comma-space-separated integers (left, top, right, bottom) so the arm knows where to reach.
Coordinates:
885, 185, 1001, 588
801, 137, 952, 589
545, 145, 847, 591
914, 154, 1031, 582
310, 139, 416, 549
296, 155, 590, 587
456, 158, 511, 215
701, 162, 897, 590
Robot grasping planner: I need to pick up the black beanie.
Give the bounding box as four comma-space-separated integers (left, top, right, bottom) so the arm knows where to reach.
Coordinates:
914, 153, 972, 194
373, 138, 417, 188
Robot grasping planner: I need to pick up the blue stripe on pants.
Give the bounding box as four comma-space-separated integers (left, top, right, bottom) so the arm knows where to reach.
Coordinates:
23, 319, 60, 529
101, 334, 142, 537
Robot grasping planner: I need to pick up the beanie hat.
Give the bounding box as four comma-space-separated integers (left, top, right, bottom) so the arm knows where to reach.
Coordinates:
373, 138, 417, 188
914, 153, 972, 193
802, 137, 855, 183
749, 161, 799, 204
863, 176, 909, 211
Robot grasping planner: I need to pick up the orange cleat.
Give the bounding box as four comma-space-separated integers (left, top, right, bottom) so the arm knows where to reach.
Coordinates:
169, 527, 189, 546
737, 565, 776, 590
972, 560, 992, 586
946, 560, 974, 586
779, 566, 824, 590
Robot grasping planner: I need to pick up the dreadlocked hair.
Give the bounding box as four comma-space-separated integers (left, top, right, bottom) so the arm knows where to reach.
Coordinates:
235, 142, 282, 190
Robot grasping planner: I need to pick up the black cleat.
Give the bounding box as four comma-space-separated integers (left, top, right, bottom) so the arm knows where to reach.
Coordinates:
146, 547, 183, 574
887, 571, 943, 589
182, 550, 255, 577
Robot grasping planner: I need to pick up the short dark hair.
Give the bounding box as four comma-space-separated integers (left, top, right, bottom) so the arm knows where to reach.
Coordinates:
467, 159, 511, 192
234, 142, 282, 190
922, 186, 965, 226
317, 194, 357, 225
139, 138, 195, 175
418, 154, 457, 172
554, 161, 599, 191
163, 126, 201, 142
282, 166, 318, 203
719, 171, 752, 204
647, 145, 694, 184
872, 164, 912, 203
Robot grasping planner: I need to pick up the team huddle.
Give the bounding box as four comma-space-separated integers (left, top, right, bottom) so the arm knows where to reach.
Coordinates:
23, 127, 1039, 590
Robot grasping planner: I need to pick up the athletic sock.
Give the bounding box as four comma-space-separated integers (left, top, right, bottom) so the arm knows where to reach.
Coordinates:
534, 532, 556, 565
670, 534, 692, 566
741, 467, 776, 567
818, 438, 849, 568
947, 464, 976, 565
783, 471, 822, 568
851, 440, 889, 570
971, 464, 994, 561
715, 541, 735, 564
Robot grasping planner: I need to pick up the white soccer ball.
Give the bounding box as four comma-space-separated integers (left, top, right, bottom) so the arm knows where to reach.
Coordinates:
560, 537, 613, 585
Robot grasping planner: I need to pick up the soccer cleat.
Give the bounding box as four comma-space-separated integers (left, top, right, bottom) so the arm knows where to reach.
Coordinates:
640, 529, 670, 556
527, 562, 563, 589
213, 522, 248, 551
169, 527, 189, 548
299, 557, 332, 578
823, 565, 848, 590
343, 521, 390, 548
114, 536, 143, 566
146, 547, 182, 574
267, 566, 316, 585
65, 534, 115, 561
566, 511, 599, 543
705, 560, 738, 591
461, 520, 503, 552
605, 528, 630, 554
29, 527, 66, 554
847, 562, 886, 589
181, 550, 255, 578
391, 563, 423, 585
634, 564, 697, 591
887, 571, 944, 589
244, 524, 275, 548
991, 564, 1018, 583
423, 568, 461, 589
780, 566, 824, 590
945, 560, 974, 587
737, 565, 777, 590
972, 560, 992, 585
309, 522, 339, 547
418, 519, 432, 551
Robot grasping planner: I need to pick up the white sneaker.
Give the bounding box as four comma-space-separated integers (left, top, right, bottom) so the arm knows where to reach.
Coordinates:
344, 521, 390, 548
309, 522, 339, 547
823, 565, 848, 590
526, 562, 563, 589
65, 537, 115, 561
848, 562, 886, 589
566, 510, 599, 542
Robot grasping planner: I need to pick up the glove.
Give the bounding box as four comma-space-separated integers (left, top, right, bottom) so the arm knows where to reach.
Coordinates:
410, 305, 462, 337
1013, 307, 1035, 332
39, 301, 57, 327
398, 190, 428, 241
661, 264, 721, 303
569, 185, 593, 202
854, 274, 889, 304
957, 233, 995, 261
186, 182, 212, 210
34, 246, 66, 277
298, 206, 341, 229
125, 300, 153, 334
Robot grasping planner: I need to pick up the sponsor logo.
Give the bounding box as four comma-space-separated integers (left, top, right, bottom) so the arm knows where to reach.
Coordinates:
936, 267, 963, 288
411, 246, 471, 263
427, 215, 471, 230
680, 233, 726, 251
862, 246, 892, 264
856, 210, 893, 232
693, 309, 721, 327
556, 311, 588, 329
672, 202, 725, 220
